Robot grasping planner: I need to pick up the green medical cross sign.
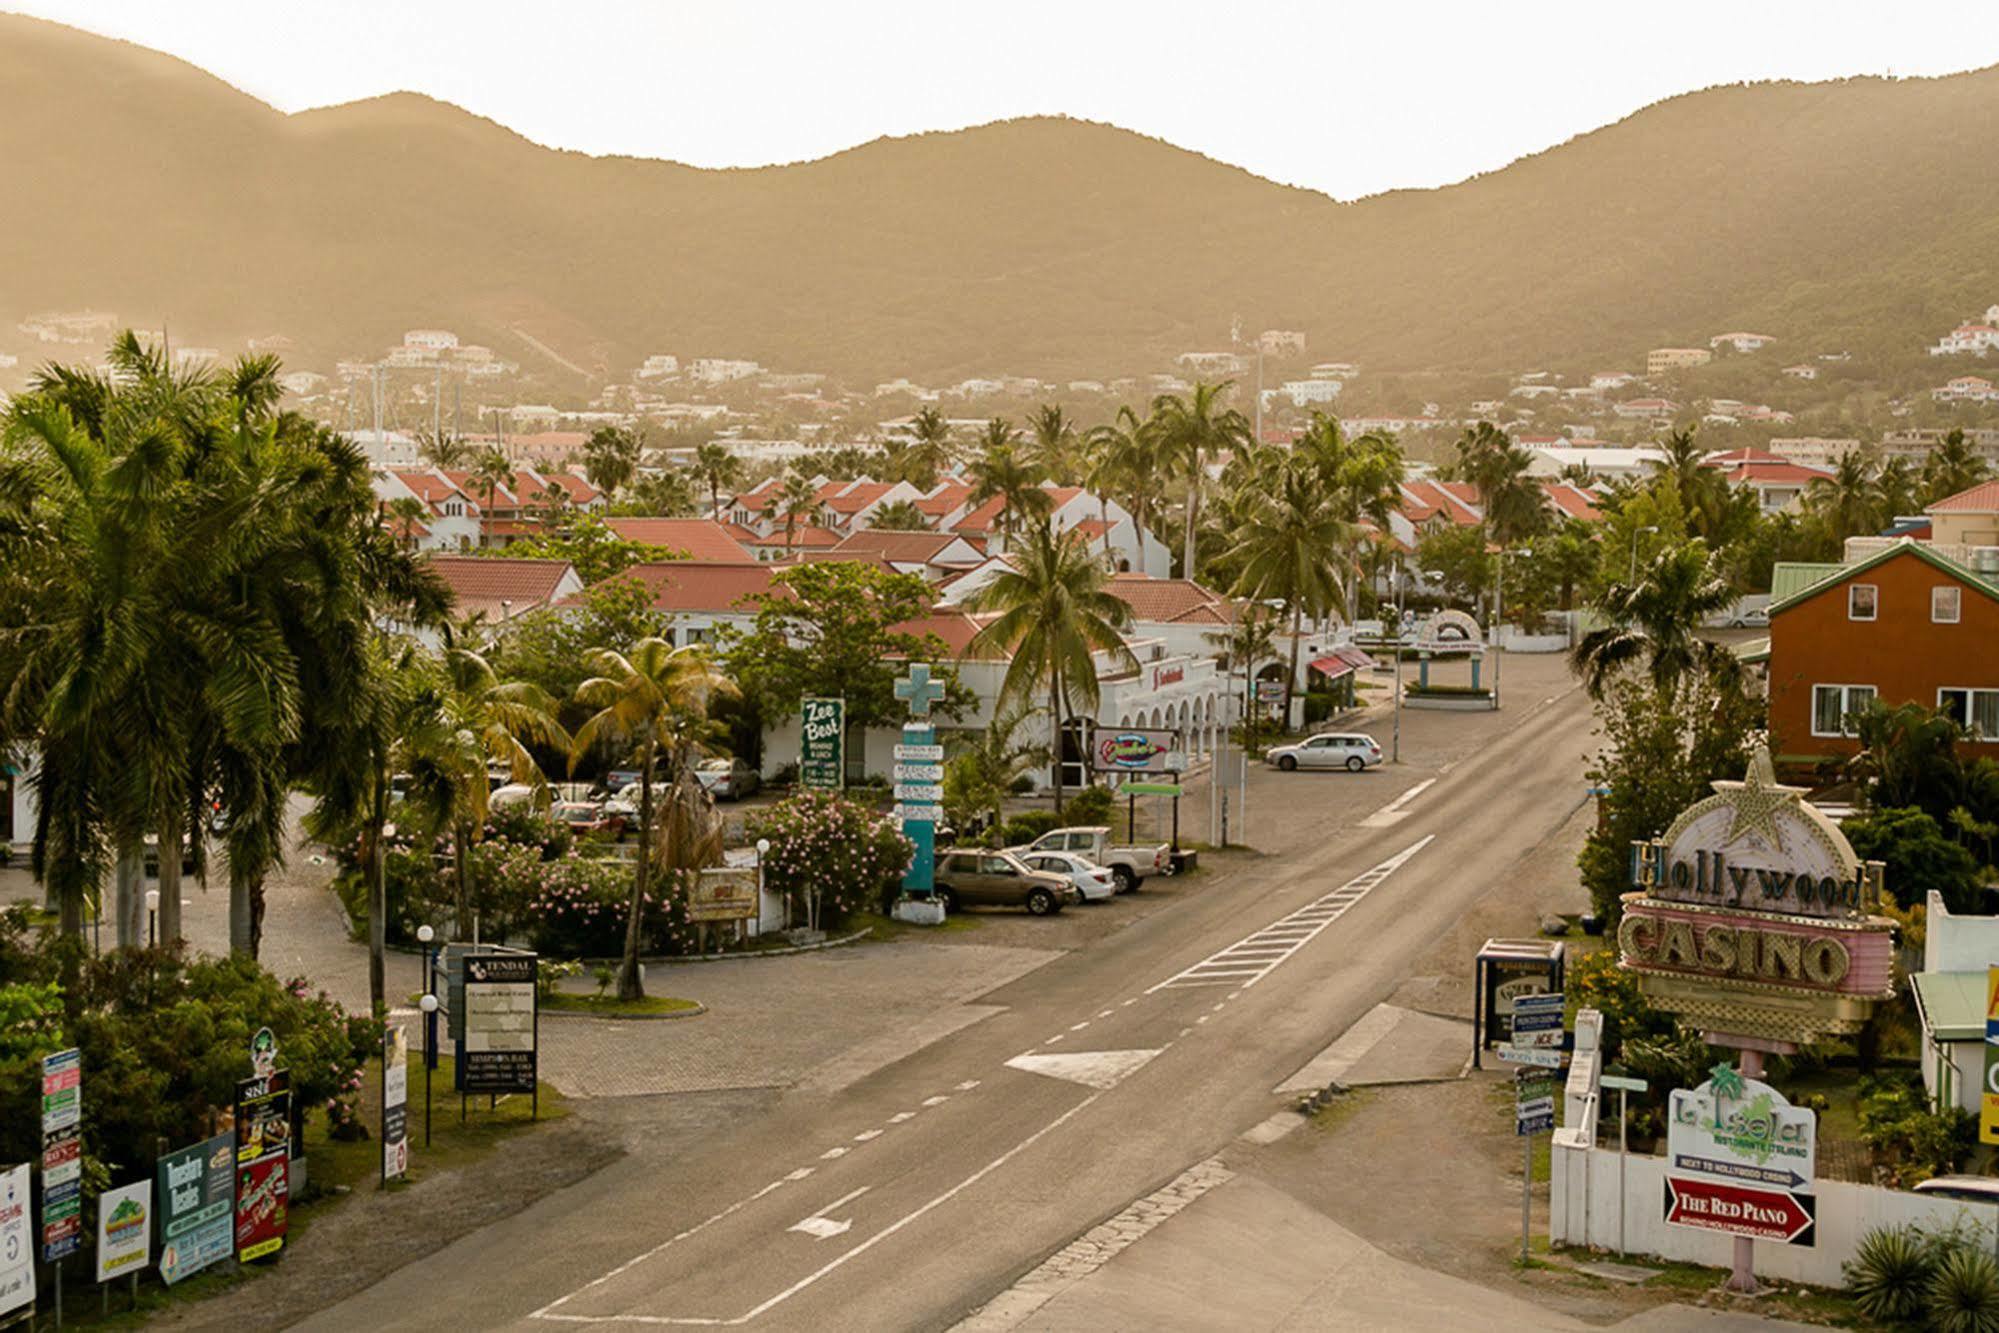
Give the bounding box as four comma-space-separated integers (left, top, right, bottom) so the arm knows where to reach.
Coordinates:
895, 662, 946, 718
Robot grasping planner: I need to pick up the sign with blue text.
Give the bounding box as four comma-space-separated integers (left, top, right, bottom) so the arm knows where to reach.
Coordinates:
894, 665, 948, 896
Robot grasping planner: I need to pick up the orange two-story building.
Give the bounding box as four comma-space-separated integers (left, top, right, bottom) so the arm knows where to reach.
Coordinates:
1767, 541, 1999, 767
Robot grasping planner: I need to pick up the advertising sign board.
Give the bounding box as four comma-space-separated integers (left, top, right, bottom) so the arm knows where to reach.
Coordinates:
94, 1180, 152, 1282
0, 1164, 32, 1318
800, 697, 844, 789
1984, 966, 1999, 1147
1664, 1176, 1815, 1246
41, 1047, 81, 1262
1474, 939, 1565, 1050
689, 867, 759, 924
383, 1026, 410, 1182
157, 1133, 234, 1285
233, 1070, 290, 1262
463, 952, 538, 1094
1515, 1071, 1557, 1136
1668, 1068, 1816, 1190
1496, 1046, 1564, 1068
1092, 728, 1176, 774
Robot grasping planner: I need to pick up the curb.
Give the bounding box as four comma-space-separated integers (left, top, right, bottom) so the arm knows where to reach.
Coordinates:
383, 926, 876, 964
539, 1000, 709, 1022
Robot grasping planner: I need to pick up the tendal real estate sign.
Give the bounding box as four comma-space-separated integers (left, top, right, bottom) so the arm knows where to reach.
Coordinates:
158, 1132, 234, 1285
463, 952, 538, 1094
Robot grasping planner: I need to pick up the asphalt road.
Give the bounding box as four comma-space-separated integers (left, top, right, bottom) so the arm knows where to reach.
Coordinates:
300, 679, 1594, 1332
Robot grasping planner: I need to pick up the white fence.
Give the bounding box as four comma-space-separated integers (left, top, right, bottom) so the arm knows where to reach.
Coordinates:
1550, 1142, 1999, 1287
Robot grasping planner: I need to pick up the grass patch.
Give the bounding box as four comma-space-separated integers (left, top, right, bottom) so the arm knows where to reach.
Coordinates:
543, 992, 700, 1018
858, 909, 980, 942
1305, 1087, 1373, 1132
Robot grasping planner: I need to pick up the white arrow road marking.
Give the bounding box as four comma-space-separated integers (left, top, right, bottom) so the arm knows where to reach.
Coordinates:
788, 1186, 870, 1240
1004, 1048, 1163, 1090
1359, 778, 1435, 827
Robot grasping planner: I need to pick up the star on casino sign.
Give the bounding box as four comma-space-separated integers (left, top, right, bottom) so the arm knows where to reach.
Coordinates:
1708, 747, 1807, 854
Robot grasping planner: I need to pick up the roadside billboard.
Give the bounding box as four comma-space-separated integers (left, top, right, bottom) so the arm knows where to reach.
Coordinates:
1092, 728, 1175, 774
157, 1132, 235, 1285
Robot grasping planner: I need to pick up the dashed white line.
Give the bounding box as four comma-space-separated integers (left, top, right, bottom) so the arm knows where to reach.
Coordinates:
1146, 836, 1434, 994
955, 1080, 981, 1091
1069, 1021, 1089, 1031
888, 1112, 914, 1123
784, 1167, 814, 1181
819, 1147, 848, 1160
852, 1129, 882, 1142
922, 1095, 949, 1107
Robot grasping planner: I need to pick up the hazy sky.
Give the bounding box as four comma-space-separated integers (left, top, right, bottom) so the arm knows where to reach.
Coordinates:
11, 1, 1999, 199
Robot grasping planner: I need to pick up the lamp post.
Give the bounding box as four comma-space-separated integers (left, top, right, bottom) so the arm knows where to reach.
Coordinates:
1628, 525, 1659, 585
416, 925, 438, 1071
145, 888, 159, 948
418, 993, 438, 1146
756, 838, 772, 932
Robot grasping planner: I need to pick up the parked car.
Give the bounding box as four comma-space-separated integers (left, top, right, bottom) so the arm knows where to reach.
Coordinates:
1914, 1177, 1999, 1203
1726, 607, 1770, 629
1017, 850, 1117, 902
933, 850, 1074, 915
1266, 732, 1383, 772
552, 799, 625, 838
1006, 826, 1168, 894
490, 783, 540, 812
695, 756, 761, 801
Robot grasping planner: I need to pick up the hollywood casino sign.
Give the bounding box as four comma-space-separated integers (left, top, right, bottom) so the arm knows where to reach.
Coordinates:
1617, 748, 1894, 1047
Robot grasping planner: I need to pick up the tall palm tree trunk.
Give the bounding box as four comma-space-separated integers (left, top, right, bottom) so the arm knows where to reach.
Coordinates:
229, 855, 256, 956
115, 839, 143, 948
453, 818, 474, 939
366, 738, 390, 1014
1049, 667, 1066, 817
1181, 476, 1200, 580
620, 739, 655, 1002
1284, 601, 1305, 731
156, 804, 185, 945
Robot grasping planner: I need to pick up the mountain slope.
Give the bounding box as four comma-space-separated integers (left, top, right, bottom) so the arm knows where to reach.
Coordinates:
5, 13, 1998, 382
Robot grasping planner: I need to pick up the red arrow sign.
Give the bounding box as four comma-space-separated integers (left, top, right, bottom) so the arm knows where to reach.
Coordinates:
1664, 1176, 1815, 1246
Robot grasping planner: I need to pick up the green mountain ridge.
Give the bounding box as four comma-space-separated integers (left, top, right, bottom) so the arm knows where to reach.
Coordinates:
4, 13, 1998, 383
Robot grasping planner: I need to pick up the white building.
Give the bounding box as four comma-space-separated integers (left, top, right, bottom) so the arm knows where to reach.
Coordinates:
1590, 371, 1636, 391
1521, 445, 1665, 481
1259, 330, 1307, 356
690, 358, 763, 384
949, 378, 1006, 398
1269, 379, 1343, 408
1175, 351, 1249, 375
1782, 364, 1819, 380
1914, 890, 1999, 1117
1708, 331, 1775, 353
404, 329, 460, 352
1935, 375, 1999, 403
1310, 362, 1358, 380
1767, 437, 1865, 468
18, 310, 118, 343
279, 371, 328, 396
637, 354, 681, 379
350, 429, 423, 469
173, 347, 220, 368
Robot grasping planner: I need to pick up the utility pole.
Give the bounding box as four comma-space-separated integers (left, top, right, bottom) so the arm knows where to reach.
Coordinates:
1392, 576, 1405, 762
433, 363, 443, 443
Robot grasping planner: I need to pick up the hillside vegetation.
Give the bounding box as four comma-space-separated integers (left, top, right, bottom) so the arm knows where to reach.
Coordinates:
5, 14, 1999, 382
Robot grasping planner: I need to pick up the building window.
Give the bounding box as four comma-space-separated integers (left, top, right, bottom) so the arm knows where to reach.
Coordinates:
1940, 688, 1999, 739
1812, 684, 1877, 737
1934, 586, 1962, 624
1848, 585, 1877, 621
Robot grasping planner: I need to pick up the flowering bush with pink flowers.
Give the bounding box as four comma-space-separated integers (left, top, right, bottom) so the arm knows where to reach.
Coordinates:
749, 791, 913, 928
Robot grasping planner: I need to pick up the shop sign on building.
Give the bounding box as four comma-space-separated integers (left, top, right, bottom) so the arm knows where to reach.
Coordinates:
1617, 748, 1895, 1046
1092, 728, 1175, 773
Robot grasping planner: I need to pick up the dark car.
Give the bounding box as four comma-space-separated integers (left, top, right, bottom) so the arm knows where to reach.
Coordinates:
933, 850, 1074, 916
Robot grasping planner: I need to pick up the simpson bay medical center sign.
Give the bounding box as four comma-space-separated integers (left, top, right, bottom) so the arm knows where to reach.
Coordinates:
1617, 746, 1894, 1046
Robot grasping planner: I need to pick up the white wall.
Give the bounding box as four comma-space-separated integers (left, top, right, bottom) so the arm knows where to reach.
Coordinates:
1925, 890, 1999, 973
1550, 1141, 1999, 1287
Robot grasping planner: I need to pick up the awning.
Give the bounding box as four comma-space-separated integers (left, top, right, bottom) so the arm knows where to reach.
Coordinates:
1309, 647, 1378, 680
1913, 971, 1987, 1041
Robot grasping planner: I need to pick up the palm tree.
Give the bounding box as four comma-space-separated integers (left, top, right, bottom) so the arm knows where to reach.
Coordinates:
895, 407, 956, 489
942, 700, 1048, 838
967, 525, 1136, 813
868, 498, 931, 531
427, 649, 569, 937
693, 441, 743, 518
1152, 382, 1251, 582
416, 429, 469, 470
470, 447, 515, 537
1805, 450, 1884, 545
1297, 416, 1403, 622
1204, 608, 1280, 755
1569, 542, 1740, 699
572, 640, 735, 1000
1084, 406, 1161, 562
1026, 404, 1082, 484
776, 473, 819, 553
1224, 455, 1351, 723
384, 495, 429, 550
582, 425, 644, 497
1454, 421, 1548, 547
1923, 429, 1989, 505
965, 441, 1050, 545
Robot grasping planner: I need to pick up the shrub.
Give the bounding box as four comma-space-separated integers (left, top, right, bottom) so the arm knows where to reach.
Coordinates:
1847, 1223, 1938, 1323
1564, 949, 1676, 1061
1929, 1247, 1999, 1333
750, 790, 913, 923
998, 810, 1063, 846
486, 805, 573, 860
1859, 1073, 1977, 1186
1061, 786, 1115, 826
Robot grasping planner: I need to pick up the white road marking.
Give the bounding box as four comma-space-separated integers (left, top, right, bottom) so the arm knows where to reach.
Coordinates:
1003, 1048, 1164, 1090
1096, 1009, 1113, 1018
784, 1168, 814, 1182
788, 1186, 870, 1241
1121, 998, 1137, 1007
852, 1129, 882, 1142
921, 1096, 949, 1107
818, 1147, 848, 1160
1069, 1021, 1089, 1031
888, 1112, 914, 1123
535, 1095, 1108, 1325
1146, 836, 1434, 994
956, 1080, 981, 1091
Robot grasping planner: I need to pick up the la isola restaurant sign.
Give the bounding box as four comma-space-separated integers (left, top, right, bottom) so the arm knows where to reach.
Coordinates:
1618, 747, 1894, 1047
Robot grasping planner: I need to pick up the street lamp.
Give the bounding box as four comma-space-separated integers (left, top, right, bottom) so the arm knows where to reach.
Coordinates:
145, 888, 159, 947
416, 925, 438, 1072
1629, 525, 1659, 585
418, 993, 439, 1146
756, 838, 774, 932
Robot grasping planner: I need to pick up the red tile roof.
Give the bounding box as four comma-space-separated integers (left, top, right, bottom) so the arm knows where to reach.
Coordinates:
424, 555, 576, 619
1931, 480, 1999, 513
596, 562, 784, 613
915, 481, 973, 516
605, 518, 756, 562
1542, 483, 1601, 522
824, 481, 896, 514
750, 525, 842, 550
894, 611, 1007, 660
392, 470, 476, 511
949, 494, 1008, 536
1107, 574, 1236, 624
831, 530, 972, 563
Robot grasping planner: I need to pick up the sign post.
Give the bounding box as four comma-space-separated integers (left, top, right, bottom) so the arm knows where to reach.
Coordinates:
800, 697, 845, 790
41, 1045, 82, 1320
382, 1025, 410, 1186
690, 867, 759, 951
0, 1164, 33, 1325
1500, 994, 1564, 1265
893, 664, 948, 914
462, 951, 539, 1114
1982, 966, 1999, 1148
157, 1133, 233, 1286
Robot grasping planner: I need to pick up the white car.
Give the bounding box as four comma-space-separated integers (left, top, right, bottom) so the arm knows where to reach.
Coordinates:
1017, 851, 1118, 902
1266, 732, 1383, 773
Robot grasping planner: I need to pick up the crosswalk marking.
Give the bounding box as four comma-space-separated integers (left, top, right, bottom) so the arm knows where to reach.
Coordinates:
1145, 836, 1435, 994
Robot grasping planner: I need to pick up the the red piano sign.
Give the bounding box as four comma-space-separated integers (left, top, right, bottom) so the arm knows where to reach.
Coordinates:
1664, 1175, 1815, 1246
